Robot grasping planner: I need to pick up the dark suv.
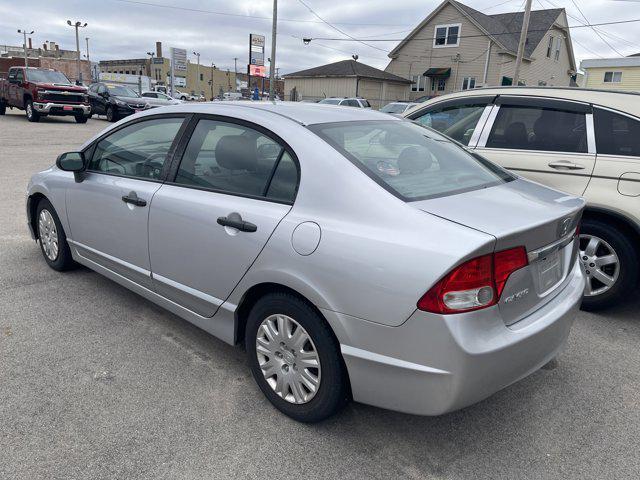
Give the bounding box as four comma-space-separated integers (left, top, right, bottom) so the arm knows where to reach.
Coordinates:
87, 83, 149, 122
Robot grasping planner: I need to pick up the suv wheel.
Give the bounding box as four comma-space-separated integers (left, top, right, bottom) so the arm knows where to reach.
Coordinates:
35, 198, 76, 271
75, 115, 88, 124
25, 99, 40, 122
579, 218, 638, 311
0, 101, 6, 115
106, 106, 117, 122
245, 293, 349, 422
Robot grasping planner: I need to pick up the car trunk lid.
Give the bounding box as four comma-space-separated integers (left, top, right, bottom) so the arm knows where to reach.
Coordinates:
411, 179, 584, 325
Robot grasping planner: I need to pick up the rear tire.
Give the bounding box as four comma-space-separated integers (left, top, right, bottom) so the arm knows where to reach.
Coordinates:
35, 198, 76, 271
74, 115, 88, 124
25, 99, 40, 122
245, 292, 349, 423
0, 101, 6, 115
580, 218, 638, 311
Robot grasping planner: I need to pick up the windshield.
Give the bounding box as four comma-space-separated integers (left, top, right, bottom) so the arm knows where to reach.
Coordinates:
26, 69, 71, 84
309, 120, 513, 201
319, 99, 341, 105
380, 103, 408, 114
107, 85, 139, 97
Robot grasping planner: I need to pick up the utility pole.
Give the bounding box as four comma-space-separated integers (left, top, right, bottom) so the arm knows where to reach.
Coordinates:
17, 29, 34, 68
193, 51, 200, 96
269, 0, 277, 101
85, 37, 91, 82
513, 0, 532, 86
67, 20, 87, 84
146, 51, 155, 87
210, 63, 215, 100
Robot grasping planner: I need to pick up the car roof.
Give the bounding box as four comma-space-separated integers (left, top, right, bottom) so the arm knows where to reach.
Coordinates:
422, 86, 640, 117
151, 101, 394, 125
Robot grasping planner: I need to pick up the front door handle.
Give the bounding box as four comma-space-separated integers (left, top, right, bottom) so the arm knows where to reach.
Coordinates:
548, 161, 585, 170
217, 213, 257, 232
122, 191, 147, 207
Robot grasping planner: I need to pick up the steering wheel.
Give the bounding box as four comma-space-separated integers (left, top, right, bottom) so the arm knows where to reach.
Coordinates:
139, 153, 166, 179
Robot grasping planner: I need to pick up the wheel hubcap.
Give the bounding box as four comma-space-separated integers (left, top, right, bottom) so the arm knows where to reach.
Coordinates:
38, 209, 59, 261
255, 314, 321, 404
27, 104, 32, 117
579, 234, 619, 296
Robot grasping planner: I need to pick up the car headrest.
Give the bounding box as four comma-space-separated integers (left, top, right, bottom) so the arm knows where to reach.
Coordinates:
397, 146, 433, 174
215, 135, 257, 171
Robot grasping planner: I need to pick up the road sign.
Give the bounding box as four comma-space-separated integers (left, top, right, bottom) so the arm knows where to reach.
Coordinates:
249, 34, 265, 67
249, 65, 266, 77
171, 47, 187, 72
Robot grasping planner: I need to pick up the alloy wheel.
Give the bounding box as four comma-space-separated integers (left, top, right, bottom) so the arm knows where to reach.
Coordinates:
38, 209, 59, 261
26, 102, 33, 118
579, 234, 620, 296
255, 314, 321, 404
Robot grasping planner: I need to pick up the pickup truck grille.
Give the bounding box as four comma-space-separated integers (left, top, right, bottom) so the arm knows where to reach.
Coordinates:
40, 92, 84, 104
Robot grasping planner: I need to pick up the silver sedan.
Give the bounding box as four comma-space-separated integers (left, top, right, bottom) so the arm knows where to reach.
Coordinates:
26, 103, 586, 422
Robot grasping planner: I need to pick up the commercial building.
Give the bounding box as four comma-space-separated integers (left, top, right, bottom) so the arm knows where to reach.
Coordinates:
284, 59, 412, 108
385, 0, 577, 99
580, 55, 640, 92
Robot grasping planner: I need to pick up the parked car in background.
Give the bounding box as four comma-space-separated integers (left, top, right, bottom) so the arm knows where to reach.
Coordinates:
141, 91, 182, 107
170, 90, 192, 101
0, 67, 91, 123
87, 83, 148, 122
406, 87, 640, 310
222, 92, 243, 101
27, 102, 584, 422
380, 101, 421, 116
318, 97, 371, 108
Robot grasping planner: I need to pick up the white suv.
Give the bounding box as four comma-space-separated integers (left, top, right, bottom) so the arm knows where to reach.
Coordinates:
318, 97, 371, 108
406, 87, 640, 310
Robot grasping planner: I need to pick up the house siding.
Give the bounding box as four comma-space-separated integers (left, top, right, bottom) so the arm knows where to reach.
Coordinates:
583, 66, 640, 92
284, 77, 357, 101
385, 2, 493, 99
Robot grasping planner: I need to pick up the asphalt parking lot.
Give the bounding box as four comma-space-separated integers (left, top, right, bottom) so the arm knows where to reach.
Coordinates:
1, 108, 639, 480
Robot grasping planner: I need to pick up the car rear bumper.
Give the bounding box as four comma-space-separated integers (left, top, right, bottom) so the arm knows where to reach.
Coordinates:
328, 261, 584, 416
33, 102, 91, 116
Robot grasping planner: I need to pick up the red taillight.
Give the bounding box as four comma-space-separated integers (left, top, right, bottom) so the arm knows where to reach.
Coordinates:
418, 247, 528, 314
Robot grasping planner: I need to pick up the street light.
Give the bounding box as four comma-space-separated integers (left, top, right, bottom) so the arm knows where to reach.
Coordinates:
146, 51, 156, 84
193, 51, 200, 96
17, 29, 34, 68
66, 20, 87, 84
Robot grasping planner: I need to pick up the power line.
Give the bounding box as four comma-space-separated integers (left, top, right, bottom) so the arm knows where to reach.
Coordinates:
566, 0, 624, 56
109, 0, 411, 26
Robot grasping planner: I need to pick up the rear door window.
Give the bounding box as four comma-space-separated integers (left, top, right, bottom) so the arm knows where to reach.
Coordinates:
411, 102, 488, 145
173, 119, 299, 202
594, 108, 640, 157
310, 120, 513, 201
486, 105, 587, 153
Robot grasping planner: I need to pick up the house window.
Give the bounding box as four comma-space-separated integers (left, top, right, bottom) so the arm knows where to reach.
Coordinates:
554, 37, 562, 61
546, 36, 554, 58
462, 77, 476, 90
200, 73, 204, 81
411, 75, 425, 92
434, 24, 461, 47
604, 71, 623, 83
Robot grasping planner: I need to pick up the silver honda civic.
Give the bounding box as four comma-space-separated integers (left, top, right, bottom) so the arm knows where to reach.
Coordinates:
26, 102, 586, 422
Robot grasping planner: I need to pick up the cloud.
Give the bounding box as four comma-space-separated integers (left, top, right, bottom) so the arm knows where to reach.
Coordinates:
0, 0, 637, 73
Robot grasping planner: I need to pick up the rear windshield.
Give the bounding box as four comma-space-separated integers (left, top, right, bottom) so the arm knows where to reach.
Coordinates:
107, 85, 139, 97
319, 99, 341, 105
26, 69, 71, 84
309, 120, 513, 201
380, 103, 408, 114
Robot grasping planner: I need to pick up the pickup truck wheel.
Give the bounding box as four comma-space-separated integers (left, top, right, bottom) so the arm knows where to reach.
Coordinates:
0, 101, 6, 115
25, 99, 40, 122
106, 106, 117, 122
74, 115, 88, 124
580, 218, 639, 311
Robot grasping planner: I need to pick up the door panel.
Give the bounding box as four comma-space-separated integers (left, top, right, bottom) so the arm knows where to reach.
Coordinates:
476, 103, 595, 196
148, 186, 290, 316
67, 174, 161, 288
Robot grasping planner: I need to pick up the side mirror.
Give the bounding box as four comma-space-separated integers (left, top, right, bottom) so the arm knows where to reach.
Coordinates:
56, 152, 86, 172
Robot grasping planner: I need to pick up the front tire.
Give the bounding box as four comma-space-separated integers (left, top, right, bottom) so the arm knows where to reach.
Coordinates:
106, 106, 117, 122
0, 101, 6, 115
35, 199, 76, 271
25, 99, 40, 122
580, 218, 638, 311
245, 292, 349, 423
74, 115, 88, 124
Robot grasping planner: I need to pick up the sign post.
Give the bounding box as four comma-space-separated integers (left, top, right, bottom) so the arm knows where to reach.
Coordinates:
170, 47, 187, 97
249, 34, 265, 99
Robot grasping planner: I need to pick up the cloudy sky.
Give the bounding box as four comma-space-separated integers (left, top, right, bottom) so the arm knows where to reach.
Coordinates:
0, 0, 638, 74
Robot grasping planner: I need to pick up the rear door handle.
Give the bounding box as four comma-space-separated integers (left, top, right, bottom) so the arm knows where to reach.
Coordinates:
548, 161, 585, 170
121, 191, 147, 207
217, 214, 257, 232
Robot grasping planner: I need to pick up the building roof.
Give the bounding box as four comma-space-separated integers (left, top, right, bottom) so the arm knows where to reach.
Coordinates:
389, 0, 567, 60
284, 60, 411, 83
580, 56, 640, 69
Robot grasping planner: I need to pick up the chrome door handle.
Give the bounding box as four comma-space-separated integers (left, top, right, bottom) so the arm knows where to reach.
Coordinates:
548, 161, 585, 170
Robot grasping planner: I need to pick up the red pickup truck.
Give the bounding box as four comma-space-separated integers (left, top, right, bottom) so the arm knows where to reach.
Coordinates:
0, 66, 91, 123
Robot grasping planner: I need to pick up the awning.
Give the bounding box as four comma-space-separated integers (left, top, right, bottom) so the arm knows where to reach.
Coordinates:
423, 67, 451, 78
